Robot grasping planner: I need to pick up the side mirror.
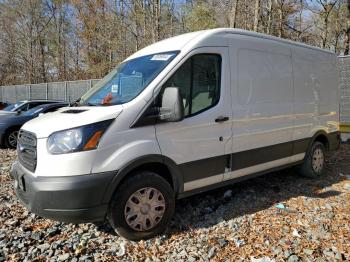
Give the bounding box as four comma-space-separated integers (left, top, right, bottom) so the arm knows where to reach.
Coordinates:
16, 110, 22, 115
159, 87, 184, 122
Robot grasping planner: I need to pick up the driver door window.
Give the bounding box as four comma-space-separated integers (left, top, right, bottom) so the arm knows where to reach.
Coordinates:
163, 54, 221, 117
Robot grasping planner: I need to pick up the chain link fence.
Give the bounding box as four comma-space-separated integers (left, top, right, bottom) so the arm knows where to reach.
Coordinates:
339, 56, 350, 124
0, 79, 100, 104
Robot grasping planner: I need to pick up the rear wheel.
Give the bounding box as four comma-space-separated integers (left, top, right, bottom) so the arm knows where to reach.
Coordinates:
5, 129, 19, 149
108, 171, 175, 241
298, 141, 326, 178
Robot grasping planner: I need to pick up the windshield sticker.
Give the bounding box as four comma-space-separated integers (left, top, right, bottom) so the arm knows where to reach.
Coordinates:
111, 84, 119, 93
151, 54, 174, 61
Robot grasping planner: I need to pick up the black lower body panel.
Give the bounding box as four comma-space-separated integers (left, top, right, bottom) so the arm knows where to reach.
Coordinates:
10, 161, 116, 223
328, 131, 341, 151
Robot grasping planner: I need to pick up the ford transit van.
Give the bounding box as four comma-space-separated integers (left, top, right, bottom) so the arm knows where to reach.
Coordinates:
10, 28, 340, 240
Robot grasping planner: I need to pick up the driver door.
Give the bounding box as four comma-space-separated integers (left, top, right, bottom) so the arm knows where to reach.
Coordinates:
155, 47, 232, 192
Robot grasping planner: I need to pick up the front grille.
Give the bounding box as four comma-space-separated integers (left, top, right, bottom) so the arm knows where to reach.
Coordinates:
17, 130, 37, 172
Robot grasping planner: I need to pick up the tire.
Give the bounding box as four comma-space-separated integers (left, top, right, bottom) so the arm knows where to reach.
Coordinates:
298, 141, 326, 178
108, 171, 175, 241
5, 129, 19, 149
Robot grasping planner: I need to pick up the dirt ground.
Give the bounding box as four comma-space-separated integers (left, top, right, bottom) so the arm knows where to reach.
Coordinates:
0, 145, 349, 261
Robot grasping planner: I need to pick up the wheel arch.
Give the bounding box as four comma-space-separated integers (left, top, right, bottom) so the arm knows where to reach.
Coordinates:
307, 130, 330, 153
102, 155, 183, 203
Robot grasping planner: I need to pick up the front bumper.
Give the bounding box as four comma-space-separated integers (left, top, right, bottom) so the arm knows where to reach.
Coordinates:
10, 161, 116, 223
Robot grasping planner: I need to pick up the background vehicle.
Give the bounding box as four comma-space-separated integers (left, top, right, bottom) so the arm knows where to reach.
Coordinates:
0, 102, 10, 110
10, 29, 340, 241
0, 102, 68, 148
0, 100, 60, 116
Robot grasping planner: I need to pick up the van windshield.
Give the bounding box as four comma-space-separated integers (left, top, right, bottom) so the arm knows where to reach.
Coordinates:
79, 51, 178, 106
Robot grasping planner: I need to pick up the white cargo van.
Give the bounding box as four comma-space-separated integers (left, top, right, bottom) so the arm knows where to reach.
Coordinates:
10, 28, 340, 240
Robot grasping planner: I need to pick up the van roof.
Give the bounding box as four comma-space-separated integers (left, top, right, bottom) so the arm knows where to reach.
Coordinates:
125, 30, 203, 61
126, 28, 334, 61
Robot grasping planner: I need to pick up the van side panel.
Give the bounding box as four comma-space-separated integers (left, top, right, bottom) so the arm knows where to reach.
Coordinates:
229, 35, 294, 154
292, 46, 339, 146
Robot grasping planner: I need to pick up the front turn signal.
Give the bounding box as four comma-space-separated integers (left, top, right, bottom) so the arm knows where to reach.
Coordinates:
83, 130, 104, 150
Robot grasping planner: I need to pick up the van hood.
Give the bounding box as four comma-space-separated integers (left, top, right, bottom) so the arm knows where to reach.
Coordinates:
21, 105, 123, 138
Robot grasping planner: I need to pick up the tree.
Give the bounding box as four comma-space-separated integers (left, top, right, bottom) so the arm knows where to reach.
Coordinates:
345, 0, 350, 54
0, 0, 350, 86
185, 2, 217, 31
229, 0, 239, 28
253, 0, 260, 31
308, 0, 338, 48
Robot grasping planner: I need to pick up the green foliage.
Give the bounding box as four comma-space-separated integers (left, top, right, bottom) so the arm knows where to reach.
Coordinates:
185, 3, 218, 31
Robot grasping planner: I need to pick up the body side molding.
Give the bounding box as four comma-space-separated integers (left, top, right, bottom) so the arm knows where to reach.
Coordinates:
178, 161, 304, 199
184, 153, 305, 191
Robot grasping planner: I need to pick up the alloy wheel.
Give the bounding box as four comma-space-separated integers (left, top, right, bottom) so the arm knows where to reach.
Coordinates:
8, 130, 19, 148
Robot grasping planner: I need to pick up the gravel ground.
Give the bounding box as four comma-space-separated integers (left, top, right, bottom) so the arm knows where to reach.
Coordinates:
0, 145, 350, 262
341, 133, 350, 143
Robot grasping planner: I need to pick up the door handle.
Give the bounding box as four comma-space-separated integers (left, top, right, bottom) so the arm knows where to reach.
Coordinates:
215, 116, 229, 123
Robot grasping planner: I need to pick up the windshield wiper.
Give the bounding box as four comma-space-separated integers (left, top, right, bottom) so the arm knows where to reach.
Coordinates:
69, 98, 81, 107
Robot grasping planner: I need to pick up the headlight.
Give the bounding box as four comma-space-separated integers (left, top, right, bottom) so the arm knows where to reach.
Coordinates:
47, 120, 113, 154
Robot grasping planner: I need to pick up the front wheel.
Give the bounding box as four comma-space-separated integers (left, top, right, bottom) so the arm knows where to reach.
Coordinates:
298, 141, 326, 178
5, 129, 19, 149
108, 171, 175, 241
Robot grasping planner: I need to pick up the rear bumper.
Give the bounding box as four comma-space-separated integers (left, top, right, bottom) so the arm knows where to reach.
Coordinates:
10, 161, 116, 223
